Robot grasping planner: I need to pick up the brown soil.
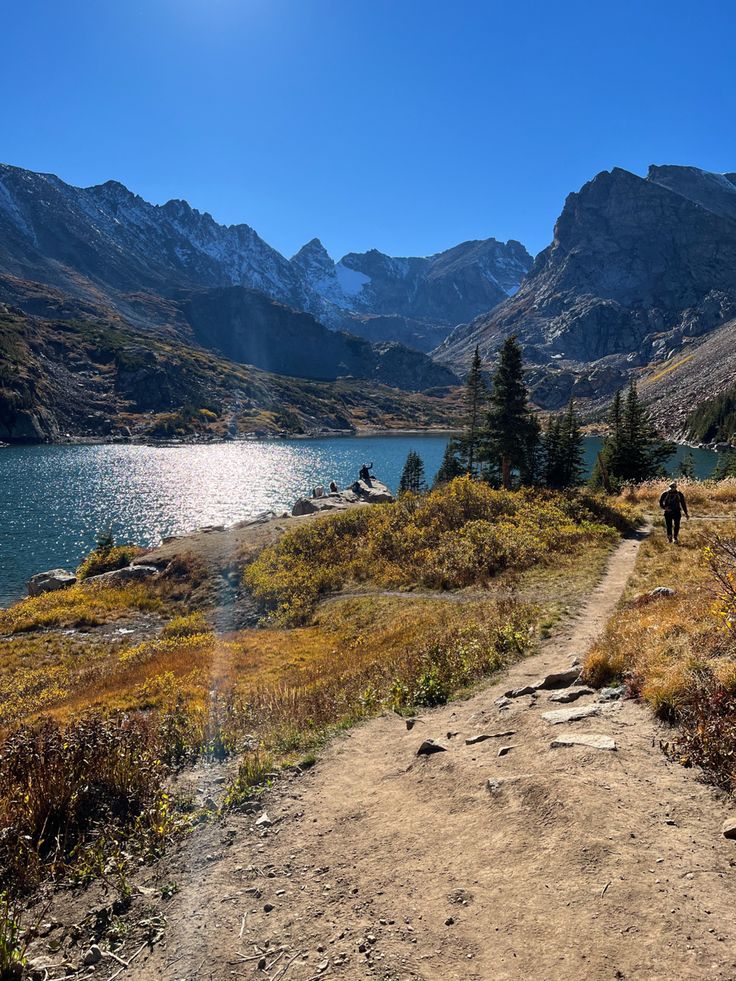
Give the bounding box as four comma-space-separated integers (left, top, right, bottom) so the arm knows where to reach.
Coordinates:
102, 529, 736, 981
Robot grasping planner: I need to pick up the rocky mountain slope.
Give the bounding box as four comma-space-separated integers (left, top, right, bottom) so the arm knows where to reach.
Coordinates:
0, 164, 530, 352
0, 292, 461, 443
435, 165, 736, 411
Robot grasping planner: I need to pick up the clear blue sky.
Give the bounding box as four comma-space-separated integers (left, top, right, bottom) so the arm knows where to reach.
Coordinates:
2, 0, 735, 260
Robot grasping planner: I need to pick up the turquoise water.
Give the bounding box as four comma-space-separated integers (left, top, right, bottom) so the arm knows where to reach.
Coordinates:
0, 435, 720, 607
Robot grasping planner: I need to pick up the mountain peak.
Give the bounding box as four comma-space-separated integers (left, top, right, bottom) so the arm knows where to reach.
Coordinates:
291, 237, 332, 263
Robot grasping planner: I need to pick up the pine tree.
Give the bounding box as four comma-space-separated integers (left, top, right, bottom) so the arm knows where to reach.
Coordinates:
433, 440, 465, 487
398, 450, 427, 495
458, 346, 489, 476
678, 450, 696, 480
543, 415, 565, 488
483, 336, 540, 489
713, 451, 736, 480
592, 382, 675, 490
544, 400, 585, 489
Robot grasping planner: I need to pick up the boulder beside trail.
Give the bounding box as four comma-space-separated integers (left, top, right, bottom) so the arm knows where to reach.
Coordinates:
27, 568, 77, 597
81, 565, 159, 586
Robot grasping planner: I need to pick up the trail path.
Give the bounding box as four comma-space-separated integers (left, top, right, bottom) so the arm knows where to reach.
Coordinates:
133, 530, 736, 981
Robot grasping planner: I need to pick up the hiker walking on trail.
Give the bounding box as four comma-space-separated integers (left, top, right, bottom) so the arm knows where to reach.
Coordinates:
659, 480, 689, 544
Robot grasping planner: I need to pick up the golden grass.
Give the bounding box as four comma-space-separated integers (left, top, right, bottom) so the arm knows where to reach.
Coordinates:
245, 479, 641, 624
619, 478, 736, 510
0, 583, 164, 635
583, 518, 736, 721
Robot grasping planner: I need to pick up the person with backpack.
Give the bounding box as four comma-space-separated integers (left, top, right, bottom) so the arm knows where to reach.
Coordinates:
659, 481, 690, 543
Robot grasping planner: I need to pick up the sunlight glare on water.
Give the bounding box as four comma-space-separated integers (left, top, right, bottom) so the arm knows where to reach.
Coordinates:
0, 434, 720, 607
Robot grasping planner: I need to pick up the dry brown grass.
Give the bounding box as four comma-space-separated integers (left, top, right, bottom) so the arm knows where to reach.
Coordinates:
619, 478, 736, 512
583, 512, 736, 788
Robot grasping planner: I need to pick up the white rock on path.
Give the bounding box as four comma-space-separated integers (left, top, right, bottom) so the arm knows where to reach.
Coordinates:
550, 733, 617, 751
542, 704, 600, 725
549, 687, 594, 703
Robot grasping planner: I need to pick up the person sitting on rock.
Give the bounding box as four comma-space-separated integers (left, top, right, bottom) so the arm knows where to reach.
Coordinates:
358, 462, 373, 484
659, 480, 689, 544
329, 480, 339, 494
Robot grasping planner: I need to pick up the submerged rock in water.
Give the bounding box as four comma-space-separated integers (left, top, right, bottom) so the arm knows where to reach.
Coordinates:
28, 568, 77, 597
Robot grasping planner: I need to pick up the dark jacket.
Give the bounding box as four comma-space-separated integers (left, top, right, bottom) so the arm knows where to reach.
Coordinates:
659, 489, 689, 517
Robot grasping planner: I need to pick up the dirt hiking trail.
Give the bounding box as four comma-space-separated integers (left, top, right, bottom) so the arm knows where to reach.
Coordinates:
133, 531, 736, 981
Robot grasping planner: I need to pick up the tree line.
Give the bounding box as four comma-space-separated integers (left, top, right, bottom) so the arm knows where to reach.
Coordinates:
399, 336, 680, 494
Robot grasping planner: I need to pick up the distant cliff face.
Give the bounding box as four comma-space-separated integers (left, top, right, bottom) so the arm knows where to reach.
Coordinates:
291, 237, 531, 351
0, 164, 530, 352
435, 165, 736, 407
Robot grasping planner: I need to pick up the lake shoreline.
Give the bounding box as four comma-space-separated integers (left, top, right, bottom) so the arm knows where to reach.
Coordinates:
0, 426, 462, 448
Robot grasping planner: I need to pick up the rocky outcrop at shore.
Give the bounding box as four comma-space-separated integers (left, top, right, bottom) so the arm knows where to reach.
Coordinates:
291, 478, 394, 516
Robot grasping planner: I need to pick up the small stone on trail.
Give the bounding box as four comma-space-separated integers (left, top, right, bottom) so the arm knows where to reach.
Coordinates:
533, 668, 581, 690
550, 733, 617, 751
549, 687, 593, 703
542, 704, 600, 725
497, 745, 514, 757
505, 685, 536, 698
598, 685, 626, 702
405, 718, 422, 730
445, 917, 455, 926
83, 946, 102, 966
417, 740, 447, 756
466, 733, 492, 745
446, 731, 459, 739
722, 818, 736, 840
263, 903, 274, 913
256, 812, 273, 827
495, 696, 511, 709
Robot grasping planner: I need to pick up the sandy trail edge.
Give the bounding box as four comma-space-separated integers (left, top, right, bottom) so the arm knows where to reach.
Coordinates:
132, 531, 736, 981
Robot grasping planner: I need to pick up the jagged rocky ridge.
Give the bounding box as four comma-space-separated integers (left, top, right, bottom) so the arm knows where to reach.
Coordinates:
435, 165, 736, 411
0, 164, 531, 352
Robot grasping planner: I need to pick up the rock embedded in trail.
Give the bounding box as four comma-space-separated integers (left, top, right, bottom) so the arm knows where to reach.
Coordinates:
550, 733, 617, 751
27, 568, 77, 597
542, 704, 600, 725
533, 667, 582, 690
505, 685, 536, 698
549, 686, 594, 703
416, 740, 447, 756
722, 818, 736, 840
598, 685, 626, 702
497, 745, 514, 757
465, 731, 516, 745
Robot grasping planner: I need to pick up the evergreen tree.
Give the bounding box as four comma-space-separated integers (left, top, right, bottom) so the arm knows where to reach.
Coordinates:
543, 415, 565, 488
544, 400, 585, 488
458, 346, 489, 476
398, 450, 427, 495
678, 450, 696, 480
433, 440, 465, 487
713, 451, 736, 480
483, 336, 540, 489
591, 382, 675, 491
